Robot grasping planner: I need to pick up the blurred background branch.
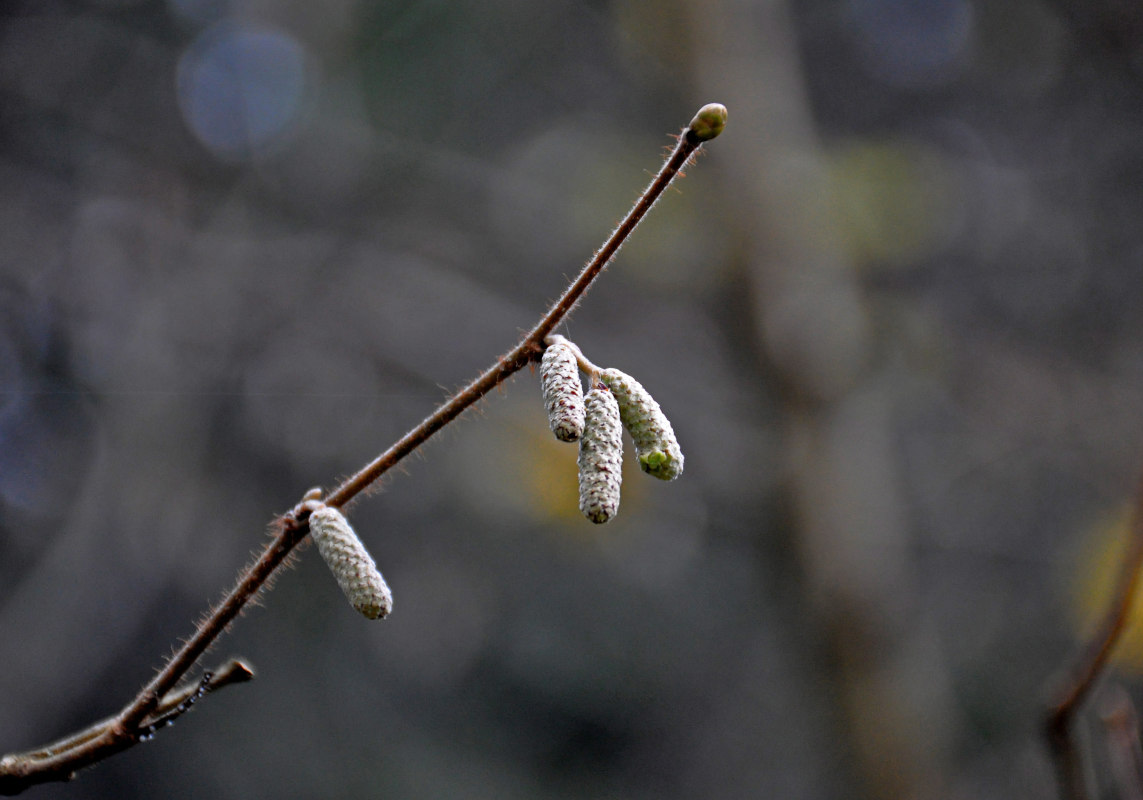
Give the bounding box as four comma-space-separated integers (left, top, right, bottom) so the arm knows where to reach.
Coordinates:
1045, 473, 1143, 800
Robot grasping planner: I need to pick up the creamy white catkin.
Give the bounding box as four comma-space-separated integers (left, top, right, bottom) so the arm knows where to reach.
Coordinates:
541, 341, 585, 442
599, 368, 684, 481
577, 385, 623, 523
308, 505, 392, 619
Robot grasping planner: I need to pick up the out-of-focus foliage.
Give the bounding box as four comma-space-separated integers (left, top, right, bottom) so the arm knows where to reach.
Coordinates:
1074, 505, 1143, 673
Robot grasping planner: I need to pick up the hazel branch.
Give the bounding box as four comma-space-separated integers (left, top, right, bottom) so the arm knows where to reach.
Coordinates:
323, 103, 726, 511
0, 104, 726, 795
0, 660, 253, 795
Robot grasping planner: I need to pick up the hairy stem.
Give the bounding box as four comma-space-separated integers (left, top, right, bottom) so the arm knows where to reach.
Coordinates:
0, 104, 725, 795
545, 334, 603, 384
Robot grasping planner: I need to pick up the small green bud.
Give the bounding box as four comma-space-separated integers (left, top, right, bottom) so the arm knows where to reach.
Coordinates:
599, 368, 684, 481
309, 505, 392, 619
578, 385, 623, 524
688, 103, 727, 142
541, 341, 585, 442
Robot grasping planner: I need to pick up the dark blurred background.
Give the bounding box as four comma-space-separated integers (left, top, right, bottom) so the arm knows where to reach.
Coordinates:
3, 0, 1143, 797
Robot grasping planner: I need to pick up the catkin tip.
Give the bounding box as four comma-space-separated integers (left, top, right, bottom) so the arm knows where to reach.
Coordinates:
689, 103, 728, 142
638, 448, 683, 481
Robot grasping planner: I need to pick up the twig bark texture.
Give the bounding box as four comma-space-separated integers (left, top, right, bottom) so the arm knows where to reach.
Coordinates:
0, 104, 726, 795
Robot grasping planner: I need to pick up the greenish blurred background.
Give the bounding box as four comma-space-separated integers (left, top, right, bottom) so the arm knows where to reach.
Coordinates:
3, 0, 1143, 797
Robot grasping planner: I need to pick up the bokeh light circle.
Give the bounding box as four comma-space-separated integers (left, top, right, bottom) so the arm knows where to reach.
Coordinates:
176, 23, 308, 162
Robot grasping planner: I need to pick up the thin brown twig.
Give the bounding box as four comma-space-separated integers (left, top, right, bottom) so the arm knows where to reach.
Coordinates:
1045, 470, 1143, 800
1101, 685, 1143, 800
0, 104, 725, 795
0, 660, 253, 795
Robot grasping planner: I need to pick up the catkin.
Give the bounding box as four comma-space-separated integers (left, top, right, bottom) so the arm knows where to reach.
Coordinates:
578, 385, 623, 523
541, 341, 585, 442
308, 505, 393, 620
599, 368, 684, 481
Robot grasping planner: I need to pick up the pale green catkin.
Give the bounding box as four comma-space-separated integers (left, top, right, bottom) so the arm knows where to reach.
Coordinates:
599, 368, 684, 481
578, 386, 623, 524
541, 341, 585, 442
308, 506, 393, 620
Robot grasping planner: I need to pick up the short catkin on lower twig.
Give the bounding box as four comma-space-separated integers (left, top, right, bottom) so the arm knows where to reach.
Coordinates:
599, 368, 684, 481
541, 340, 585, 442
308, 505, 392, 619
578, 385, 624, 523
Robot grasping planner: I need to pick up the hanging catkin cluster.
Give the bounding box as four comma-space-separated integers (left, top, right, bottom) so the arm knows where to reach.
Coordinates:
540, 337, 684, 524
308, 505, 393, 620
